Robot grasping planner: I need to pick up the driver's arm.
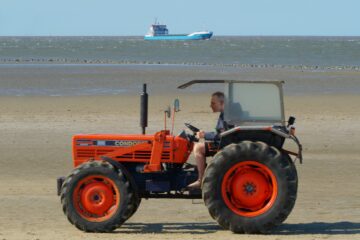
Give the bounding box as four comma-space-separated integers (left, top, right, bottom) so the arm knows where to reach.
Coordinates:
204, 131, 216, 140
197, 131, 217, 141
196, 130, 205, 139
197, 128, 225, 141
203, 127, 226, 141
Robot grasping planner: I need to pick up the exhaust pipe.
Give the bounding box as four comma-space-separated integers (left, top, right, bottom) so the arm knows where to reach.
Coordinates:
140, 84, 148, 134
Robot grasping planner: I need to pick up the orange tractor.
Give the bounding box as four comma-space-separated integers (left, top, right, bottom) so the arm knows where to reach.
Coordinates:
58, 80, 303, 233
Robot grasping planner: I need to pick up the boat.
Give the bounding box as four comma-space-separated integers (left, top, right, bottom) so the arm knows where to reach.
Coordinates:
144, 22, 213, 41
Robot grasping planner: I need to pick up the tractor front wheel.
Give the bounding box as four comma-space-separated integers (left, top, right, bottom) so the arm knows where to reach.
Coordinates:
202, 141, 298, 233
60, 161, 134, 232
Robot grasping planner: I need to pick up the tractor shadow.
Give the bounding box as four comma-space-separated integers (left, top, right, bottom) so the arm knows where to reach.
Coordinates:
118, 222, 222, 234
117, 221, 360, 235
273, 222, 360, 235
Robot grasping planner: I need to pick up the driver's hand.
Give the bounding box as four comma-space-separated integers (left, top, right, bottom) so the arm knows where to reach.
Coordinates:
196, 130, 205, 139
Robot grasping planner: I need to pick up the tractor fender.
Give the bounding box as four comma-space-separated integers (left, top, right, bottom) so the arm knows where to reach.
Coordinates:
101, 156, 140, 201
220, 126, 303, 164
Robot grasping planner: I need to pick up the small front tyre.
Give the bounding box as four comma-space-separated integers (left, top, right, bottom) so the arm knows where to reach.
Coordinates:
60, 161, 134, 232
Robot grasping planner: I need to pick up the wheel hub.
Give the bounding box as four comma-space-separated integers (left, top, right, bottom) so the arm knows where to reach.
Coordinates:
73, 175, 120, 221
230, 169, 271, 209
221, 161, 278, 217
93, 194, 100, 202
81, 182, 115, 215
243, 182, 256, 195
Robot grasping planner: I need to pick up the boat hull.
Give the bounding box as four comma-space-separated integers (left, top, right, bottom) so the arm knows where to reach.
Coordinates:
144, 32, 213, 41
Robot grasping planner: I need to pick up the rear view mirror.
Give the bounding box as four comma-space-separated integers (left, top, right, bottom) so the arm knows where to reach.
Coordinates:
174, 99, 180, 112
164, 106, 171, 118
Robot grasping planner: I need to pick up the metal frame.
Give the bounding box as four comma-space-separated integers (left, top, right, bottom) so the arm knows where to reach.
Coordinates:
177, 79, 285, 89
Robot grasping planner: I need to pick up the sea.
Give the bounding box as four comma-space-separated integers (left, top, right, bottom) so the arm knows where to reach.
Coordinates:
0, 36, 359, 96
1, 36, 360, 68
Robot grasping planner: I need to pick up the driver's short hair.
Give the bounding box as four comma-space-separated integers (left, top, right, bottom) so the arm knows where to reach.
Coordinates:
212, 91, 224, 103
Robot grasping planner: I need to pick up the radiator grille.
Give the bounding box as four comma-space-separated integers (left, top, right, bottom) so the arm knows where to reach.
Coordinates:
76, 149, 95, 158
115, 150, 170, 160
76, 149, 171, 160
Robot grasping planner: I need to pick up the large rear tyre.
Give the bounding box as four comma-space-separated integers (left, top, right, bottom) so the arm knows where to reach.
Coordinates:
61, 161, 134, 232
202, 141, 298, 233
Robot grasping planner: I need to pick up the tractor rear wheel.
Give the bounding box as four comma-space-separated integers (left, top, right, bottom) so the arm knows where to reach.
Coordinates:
60, 161, 134, 232
202, 141, 298, 233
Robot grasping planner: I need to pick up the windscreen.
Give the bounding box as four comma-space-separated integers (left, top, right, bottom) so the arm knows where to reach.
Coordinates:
224, 82, 284, 125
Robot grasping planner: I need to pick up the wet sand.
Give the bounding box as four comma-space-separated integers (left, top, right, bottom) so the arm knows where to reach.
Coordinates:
0, 64, 360, 96
0, 66, 359, 239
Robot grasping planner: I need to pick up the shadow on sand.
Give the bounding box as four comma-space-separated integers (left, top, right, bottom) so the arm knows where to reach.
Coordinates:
117, 222, 221, 234
274, 222, 360, 235
116, 221, 360, 235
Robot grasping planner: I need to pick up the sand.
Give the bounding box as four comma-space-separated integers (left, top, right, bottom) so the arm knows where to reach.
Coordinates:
0, 67, 360, 239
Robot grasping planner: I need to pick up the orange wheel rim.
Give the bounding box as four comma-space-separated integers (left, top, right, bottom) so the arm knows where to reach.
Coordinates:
73, 175, 120, 222
221, 161, 278, 217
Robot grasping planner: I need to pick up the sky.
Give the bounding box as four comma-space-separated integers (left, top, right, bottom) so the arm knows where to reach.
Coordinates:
0, 0, 359, 36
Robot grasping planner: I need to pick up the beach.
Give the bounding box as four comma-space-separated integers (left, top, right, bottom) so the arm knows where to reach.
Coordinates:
0, 65, 359, 239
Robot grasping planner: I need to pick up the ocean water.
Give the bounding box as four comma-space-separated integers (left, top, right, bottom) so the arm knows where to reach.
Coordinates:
0, 36, 359, 96
0, 36, 360, 69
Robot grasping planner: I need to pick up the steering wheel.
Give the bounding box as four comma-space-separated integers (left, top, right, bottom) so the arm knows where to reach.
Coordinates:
184, 123, 200, 142
184, 123, 200, 134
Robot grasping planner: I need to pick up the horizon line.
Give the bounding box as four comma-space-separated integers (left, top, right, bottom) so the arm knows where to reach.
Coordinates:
0, 34, 360, 38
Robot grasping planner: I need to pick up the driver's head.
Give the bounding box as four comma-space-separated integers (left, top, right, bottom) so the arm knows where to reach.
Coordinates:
210, 91, 224, 113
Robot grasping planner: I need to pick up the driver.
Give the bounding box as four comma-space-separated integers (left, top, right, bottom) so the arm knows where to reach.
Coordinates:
187, 91, 227, 189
